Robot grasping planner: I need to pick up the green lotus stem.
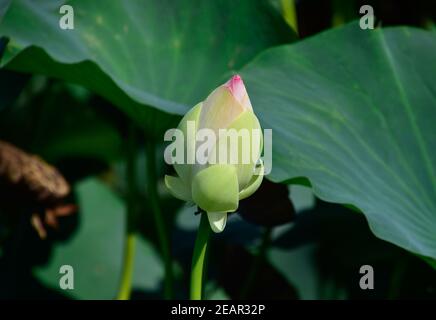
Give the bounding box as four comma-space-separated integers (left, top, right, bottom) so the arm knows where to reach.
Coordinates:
281, 0, 298, 34
117, 122, 138, 300
190, 213, 211, 300
117, 233, 136, 300
145, 140, 174, 299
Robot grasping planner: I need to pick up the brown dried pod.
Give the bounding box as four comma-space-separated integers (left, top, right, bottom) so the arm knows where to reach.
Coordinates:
0, 140, 70, 202
0, 140, 76, 238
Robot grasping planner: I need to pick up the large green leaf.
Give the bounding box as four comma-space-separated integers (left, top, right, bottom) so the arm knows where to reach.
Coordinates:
0, 0, 11, 22
0, 0, 294, 134
241, 23, 436, 259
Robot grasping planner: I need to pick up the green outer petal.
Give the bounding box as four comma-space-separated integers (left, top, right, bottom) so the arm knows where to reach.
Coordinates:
174, 102, 202, 186
209, 110, 263, 190
164, 175, 191, 202
192, 164, 239, 212
239, 160, 264, 200
206, 212, 227, 233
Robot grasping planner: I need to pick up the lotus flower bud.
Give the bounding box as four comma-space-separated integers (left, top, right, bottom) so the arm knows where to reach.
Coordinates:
165, 75, 264, 233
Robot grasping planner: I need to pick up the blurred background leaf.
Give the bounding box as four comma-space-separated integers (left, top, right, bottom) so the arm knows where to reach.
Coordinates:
0, 69, 28, 112
239, 179, 295, 227
271, 200, 436, 299
0, 80, 123, 163
0, 0, 10, 23
34, 177, 164, 299
217, 243, 298, 299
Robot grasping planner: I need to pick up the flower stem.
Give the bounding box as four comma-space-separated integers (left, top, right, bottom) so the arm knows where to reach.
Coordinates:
145, 140, 174, 299
190, 213, 211, 300
281, 0, 298, 34
117, 233, 136, 300
117, 123, 138, 300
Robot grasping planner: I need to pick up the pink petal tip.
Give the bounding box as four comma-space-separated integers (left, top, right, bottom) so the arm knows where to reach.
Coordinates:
225, 74, 247, 104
